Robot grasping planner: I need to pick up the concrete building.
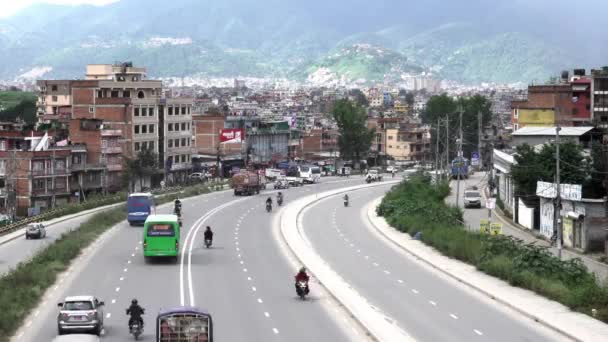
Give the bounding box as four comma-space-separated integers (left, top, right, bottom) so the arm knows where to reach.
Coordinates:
591, 67, 608, 128
160, 98, 194, 183
510, 126, 599, 148
36, 80, 73, 128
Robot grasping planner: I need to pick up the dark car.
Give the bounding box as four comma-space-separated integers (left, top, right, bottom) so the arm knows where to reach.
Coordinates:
25, 223, 46, 239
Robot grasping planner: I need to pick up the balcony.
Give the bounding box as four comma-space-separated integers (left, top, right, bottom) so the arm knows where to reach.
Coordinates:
107, 164, 123, 172
95, 97, 131, 105
101, 146, 123, 154
32, 187, 70, 196
32, 168, 71, 177
101, 129, 122, 137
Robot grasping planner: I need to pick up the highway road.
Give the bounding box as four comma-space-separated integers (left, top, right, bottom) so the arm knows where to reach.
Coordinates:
0, 213, 101, 276
301, 184, 567, 342
15, 177, 369, 342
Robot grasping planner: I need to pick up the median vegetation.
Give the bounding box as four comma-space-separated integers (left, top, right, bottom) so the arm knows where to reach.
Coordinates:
0, 183, 223, 340
377, 174, 608, 323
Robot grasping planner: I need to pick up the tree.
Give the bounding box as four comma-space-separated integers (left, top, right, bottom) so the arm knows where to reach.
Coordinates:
512, 141, 591, 202
405, 92, 415, 107
398, 89, 407, 97
331, 99, 374, 166
349, 88, 369, 107
124, 148, 159, 192
421, 94, 492, 162
0, 99, 36, 124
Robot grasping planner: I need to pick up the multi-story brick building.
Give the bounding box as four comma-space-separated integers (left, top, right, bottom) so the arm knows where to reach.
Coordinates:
36, 80, 73, 129
0, 131, 71, 216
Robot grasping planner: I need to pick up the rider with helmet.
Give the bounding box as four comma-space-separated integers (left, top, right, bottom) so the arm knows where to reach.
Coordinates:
126, 298, 145, 329
294, 267, 310, 295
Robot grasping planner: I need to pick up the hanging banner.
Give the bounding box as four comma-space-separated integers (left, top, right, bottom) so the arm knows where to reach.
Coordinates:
220, 129, 245, 143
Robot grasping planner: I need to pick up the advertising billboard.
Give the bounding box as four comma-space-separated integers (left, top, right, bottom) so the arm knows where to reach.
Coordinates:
220, 129, 245, 143
518, 109, 555, 125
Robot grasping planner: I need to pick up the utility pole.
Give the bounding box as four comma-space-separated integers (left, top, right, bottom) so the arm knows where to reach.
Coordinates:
478, 110, 482, 170
555, 126, 562, 259
445, 116, 450, 179
456, 106, 463, 209
435, 118, 440, 183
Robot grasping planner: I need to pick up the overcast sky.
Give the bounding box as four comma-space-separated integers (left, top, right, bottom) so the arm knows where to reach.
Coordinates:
0, 0, 118, 18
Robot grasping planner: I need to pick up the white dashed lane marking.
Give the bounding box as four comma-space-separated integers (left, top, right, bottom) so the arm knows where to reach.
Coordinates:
474, 329, 483, 336
450, 313, 459, 320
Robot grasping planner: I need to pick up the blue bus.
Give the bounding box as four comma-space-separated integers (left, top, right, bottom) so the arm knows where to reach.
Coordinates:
157, 306, 213, 342
127, 192, 155, 226
451, 158, 469, 179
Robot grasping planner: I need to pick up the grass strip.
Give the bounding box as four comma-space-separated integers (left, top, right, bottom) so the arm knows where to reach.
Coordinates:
0, 183, 220, 340
377, 174, 608, 323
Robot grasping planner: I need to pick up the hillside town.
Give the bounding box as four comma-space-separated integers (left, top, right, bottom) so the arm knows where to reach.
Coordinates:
0, 62, 607, 255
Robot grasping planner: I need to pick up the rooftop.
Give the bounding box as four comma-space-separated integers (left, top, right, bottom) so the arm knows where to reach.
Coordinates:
512, 126, 594, 137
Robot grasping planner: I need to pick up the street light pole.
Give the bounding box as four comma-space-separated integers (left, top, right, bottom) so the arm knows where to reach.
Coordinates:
555, 126, 562, 259
455, 107, 463, 209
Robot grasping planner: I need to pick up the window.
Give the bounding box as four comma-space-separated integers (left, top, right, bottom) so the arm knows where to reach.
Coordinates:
187, 106, 191, 114
33, 179, 45, 190
134, 125, 140, 134
168, 123, 173, 131
141, 107, 147, 116
168, 107, 173, 115
135, 142, 140, 151
55, 160, 65, 171
181, 123, 186, 131
123, 90, 131, 98
111, 90, 119, 98
51, 95, 58, 102
168, 139, 173, 148
97, 90, 103, 98
174, 139, 179, 147
149, 141, 154, 151
388, 136, 394, 140
89, 106, 94, 113
134, 107, 140, 116
388, 145, 393, 148
51, 85, 58, 91
149, 124, 154, 133
181, 138, 186, 146
187, 123, 190, 130
141, 142, 148, 150
138, 91, 145, 99
181, 106, 186, 115
187, 139, 190, 146
142, 125, 147, 134
148, 107, 154, 116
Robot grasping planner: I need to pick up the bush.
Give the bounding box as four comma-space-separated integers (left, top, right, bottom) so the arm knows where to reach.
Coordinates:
379, 176, 608, 324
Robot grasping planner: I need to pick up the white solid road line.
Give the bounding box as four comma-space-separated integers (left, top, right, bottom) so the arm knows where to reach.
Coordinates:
180, 198, 246, 306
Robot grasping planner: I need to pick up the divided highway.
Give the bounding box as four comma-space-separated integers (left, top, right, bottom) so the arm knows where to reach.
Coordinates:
15, 177, 368, 342
300, 185, 566, 342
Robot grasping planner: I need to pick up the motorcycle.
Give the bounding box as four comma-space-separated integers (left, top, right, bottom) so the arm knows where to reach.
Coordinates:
344, 199, 349, 207
296, 280, 308, 300
205, 238, 212, 248
174, 206, 182, 218
277, 197, 283, 206
129, 322, 143, 340
266, 202, 272, 212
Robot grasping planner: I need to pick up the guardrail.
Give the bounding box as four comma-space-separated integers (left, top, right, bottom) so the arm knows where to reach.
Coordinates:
0, 180, 229, 237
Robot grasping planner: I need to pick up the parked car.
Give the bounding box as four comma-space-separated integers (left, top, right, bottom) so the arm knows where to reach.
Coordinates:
386, 165, 396, 173
463, 189, 482, 208
25, 223, 46, 239
189, 172, 209, 182
57, 295, 105, 336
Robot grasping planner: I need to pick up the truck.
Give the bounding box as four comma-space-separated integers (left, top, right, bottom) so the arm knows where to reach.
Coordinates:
231, 171, 263, 196
264, 168, 283, 181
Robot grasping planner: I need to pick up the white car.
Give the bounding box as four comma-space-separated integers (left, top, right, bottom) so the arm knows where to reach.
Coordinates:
57, 295, 105, 336
25, 223, 46, 239
386, 166, 396, 173
464, 190, 482, 208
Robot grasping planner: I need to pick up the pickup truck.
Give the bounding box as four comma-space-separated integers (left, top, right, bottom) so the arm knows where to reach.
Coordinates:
365, 169, 383, 183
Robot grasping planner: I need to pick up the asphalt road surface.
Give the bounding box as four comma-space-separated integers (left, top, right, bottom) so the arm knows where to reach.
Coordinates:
17, 177, 368, 342
301, 184, 566, 342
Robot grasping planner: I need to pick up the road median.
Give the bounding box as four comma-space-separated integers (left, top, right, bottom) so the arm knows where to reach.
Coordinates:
279, 180, 414, 342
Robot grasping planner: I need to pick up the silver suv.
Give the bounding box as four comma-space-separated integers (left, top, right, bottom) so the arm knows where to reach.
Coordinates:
464, 190, 482, 208
57, 296, 105, 336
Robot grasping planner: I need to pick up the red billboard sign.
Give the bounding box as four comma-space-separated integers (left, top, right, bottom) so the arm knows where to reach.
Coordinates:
219, 129, 244, 143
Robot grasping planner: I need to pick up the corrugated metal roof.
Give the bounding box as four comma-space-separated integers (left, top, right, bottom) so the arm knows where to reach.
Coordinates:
512, 126, 594, 136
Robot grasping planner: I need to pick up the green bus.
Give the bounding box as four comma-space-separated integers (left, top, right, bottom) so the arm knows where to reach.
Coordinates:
143, 214, 180, 262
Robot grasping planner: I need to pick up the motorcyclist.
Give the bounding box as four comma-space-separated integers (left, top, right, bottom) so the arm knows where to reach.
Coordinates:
294, 267, 310, 295
204, 226, 213, 244
343, 194, 349, 203
277, 192, 283, 205
126, 298, 145, 329
266, 196, 273, 207
174, 197, 182, 216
